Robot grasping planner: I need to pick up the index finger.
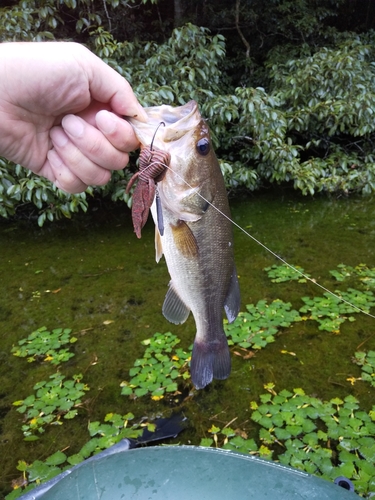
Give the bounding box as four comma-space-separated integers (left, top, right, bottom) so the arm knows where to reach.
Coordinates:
80, 46, 148, 121
95, 110, 140, 152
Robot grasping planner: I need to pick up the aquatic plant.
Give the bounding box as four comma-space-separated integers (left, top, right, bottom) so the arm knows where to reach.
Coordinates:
120, 332, 191, 399
9, 452, 68, 498
263, 263, 375, 333
200, 384, 375, 497
264, 264, 310, 283
300, 288, 375, 333
353, 351, 375, 388
250, 385, 375, 497
11, 326, 77, 365
13, 372, 89, 440
81, 412, 144, 460
200, 425, 262, 455
330, 263, 375, 289
7, 412, 143, 499
225, 299, 301, 349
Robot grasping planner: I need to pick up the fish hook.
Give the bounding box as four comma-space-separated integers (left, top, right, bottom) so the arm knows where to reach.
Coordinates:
150, 121, 166, 151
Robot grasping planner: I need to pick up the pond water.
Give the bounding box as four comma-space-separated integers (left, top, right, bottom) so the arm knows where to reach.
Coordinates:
1, 189, 375, 497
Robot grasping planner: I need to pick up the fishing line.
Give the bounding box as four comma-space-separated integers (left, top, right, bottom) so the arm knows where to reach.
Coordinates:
139, 158, 375, 321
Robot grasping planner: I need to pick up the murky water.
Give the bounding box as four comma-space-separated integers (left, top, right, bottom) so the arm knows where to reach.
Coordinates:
1, 190, 375, 496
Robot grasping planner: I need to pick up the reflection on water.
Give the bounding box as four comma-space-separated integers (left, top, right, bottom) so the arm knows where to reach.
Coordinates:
1, 190, 375, 495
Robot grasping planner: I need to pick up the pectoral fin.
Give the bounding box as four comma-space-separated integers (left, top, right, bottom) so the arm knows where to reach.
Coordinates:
162, 282, 190, 324
171, 220, 199, 259
224, 265, 241, 324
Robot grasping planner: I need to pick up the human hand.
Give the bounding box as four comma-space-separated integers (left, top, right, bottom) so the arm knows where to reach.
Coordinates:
0, 42, 146, 193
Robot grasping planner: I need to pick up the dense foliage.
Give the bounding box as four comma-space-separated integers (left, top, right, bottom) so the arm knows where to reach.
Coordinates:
1, 0, 375, 223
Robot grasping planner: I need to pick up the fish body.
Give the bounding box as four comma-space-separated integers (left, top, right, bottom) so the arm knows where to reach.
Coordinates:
127, 101, 240, 389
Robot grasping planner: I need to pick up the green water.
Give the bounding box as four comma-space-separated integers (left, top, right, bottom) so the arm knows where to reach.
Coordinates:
1, 190, 375, 496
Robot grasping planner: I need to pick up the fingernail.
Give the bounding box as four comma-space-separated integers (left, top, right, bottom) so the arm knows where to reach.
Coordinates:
50, 128, 68, 148
96, 110, 116, 134
62, 115, 84, 138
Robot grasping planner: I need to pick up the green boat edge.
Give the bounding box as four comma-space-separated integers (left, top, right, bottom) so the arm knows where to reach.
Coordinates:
23, 445, 360, 500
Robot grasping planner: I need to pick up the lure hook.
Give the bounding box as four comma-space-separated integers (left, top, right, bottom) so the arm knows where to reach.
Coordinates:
150, 121, 165, 151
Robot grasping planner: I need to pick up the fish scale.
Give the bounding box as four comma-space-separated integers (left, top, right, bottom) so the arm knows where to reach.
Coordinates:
127, 100, 240, 389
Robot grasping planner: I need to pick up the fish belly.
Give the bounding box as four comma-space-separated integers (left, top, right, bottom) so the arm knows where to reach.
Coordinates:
154, 192, 240, 389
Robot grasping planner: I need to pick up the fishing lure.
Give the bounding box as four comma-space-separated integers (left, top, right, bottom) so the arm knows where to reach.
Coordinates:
126, 123, 170, 238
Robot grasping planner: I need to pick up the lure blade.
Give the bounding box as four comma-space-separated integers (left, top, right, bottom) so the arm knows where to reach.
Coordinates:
156, 191, 164, 236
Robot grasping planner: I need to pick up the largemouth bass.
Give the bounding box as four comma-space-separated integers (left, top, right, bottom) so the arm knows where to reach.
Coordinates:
127, 100, 240, 389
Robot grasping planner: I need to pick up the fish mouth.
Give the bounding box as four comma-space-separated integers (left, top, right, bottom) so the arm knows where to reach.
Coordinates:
146, 100, 197, 126
126, 100, 201, 149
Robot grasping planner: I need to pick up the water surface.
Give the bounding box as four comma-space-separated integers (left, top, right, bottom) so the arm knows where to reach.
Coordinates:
1, 190, 375, 496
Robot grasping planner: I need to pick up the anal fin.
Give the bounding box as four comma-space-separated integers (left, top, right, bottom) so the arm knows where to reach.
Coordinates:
162, 282, 190, 324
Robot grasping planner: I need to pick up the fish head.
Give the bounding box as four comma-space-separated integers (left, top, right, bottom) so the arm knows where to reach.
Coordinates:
127, 101, 221, 221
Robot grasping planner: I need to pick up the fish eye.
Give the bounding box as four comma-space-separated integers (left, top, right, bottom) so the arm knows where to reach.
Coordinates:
196, 138, 210, 156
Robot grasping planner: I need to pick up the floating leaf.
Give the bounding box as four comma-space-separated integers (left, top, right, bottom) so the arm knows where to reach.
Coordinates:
249, 385, 375, 496
11, 326, 76, 365
225, 300, 301, 350
44, 451, 67, 466
13, 373, 89, 438
264, 264, 310, 283
353, 351, 375, 387
299, 288, 375, 333
121, 332, 190, 398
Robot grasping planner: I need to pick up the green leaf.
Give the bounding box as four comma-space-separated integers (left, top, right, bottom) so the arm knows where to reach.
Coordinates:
200, 438, 214, 447
45, 451, 67, 466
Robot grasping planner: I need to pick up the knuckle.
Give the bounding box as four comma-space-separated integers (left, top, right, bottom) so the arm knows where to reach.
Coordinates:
86, 139, 103, 157
93, 169, 111, 186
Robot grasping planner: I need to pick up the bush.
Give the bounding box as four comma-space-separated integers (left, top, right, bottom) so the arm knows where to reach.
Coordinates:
1, 1, 375, 224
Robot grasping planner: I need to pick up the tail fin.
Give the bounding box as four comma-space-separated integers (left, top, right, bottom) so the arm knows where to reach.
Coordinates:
190, 335, 231, 390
